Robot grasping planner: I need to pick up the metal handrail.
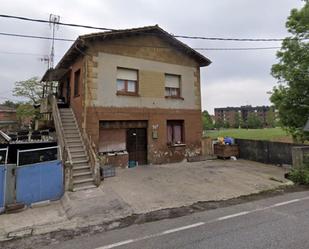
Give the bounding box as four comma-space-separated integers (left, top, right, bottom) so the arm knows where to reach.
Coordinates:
81, 131, 101, 186
49, 95, 73, 165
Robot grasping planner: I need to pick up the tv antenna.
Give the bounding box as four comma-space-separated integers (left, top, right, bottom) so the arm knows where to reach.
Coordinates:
49, 14, 60, 69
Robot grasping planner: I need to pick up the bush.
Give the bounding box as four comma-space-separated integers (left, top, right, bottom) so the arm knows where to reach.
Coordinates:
287, 168, 309, 185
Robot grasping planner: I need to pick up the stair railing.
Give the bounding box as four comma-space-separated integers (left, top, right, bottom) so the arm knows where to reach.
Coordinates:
80, 131, 101, 186
49, 95, 74, 190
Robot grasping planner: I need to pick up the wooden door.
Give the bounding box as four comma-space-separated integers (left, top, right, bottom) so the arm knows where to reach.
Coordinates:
126, 128, 147, 165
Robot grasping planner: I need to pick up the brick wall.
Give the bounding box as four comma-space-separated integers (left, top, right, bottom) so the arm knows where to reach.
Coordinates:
86, 106, 202, 164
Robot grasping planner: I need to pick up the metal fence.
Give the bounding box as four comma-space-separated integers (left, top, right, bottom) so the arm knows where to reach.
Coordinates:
0, 148, 8, 165
17, 146, 60, 166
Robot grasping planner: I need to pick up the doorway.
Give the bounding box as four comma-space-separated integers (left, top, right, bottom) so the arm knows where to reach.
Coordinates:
126, 128, 147, 165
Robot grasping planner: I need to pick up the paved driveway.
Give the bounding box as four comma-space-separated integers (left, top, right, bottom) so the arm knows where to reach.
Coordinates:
102, 159, 292, 213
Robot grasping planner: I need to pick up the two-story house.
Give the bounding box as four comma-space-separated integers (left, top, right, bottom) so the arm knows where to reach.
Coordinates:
42, 25, 211, 190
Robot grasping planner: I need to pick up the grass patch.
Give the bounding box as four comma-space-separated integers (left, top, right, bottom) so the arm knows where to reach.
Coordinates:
204, 128, 292, 142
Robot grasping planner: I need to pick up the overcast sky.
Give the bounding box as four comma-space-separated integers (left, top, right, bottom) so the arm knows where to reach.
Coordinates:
0, 0, 305, 114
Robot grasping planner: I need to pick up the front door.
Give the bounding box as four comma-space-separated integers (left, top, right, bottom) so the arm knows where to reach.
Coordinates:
126, 128, 147, 165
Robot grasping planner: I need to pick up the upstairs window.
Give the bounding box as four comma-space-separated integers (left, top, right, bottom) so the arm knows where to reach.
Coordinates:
167, 120, 184, 145
74, 69, 81, 97
116, 68, 138, 95
165, 74, 181, 98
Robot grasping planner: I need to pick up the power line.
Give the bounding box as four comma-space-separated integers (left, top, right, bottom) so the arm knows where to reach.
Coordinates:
0, 50, 46, 56
0, 13, 306, 42
0, 14, 114, 31
173, 35, 287, 42
195, 46, 281, 50
0, 31, 74, 41
0, 31, 282, 51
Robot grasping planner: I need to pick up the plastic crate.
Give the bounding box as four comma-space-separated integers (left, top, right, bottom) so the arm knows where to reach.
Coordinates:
100, 165, 116, 179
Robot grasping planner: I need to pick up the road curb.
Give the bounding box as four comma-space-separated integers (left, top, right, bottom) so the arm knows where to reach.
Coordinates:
2, 184, 308, 249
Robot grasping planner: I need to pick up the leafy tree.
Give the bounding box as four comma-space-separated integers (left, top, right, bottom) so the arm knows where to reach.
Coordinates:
16, 103, 36, 128
266, 109, 277, 128
233, 112, 242, 128
214, 118, 224, 129
13, 77, 43, 104
1, 100, 19, 108
202, 110, 214, 130
247, 113, 263, 129
271, 1, 309, 142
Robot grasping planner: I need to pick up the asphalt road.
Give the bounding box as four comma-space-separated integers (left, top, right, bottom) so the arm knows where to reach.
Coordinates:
41, 190, 309, 249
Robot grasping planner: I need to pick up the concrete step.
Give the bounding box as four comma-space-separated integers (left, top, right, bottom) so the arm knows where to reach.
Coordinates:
62, 118, 75, 122
73, 177, 94, 185
73, 171, 92, 178
69, 146, 86, 155
66, 138, 82, 143
68, 144, 84, 149
63, 130, 79, 134
63, 126, 78, 130
65, 134, 80, 138
72, 183, 96, 192
73, 165, 91, 172
67, 143, 84, 148
72, 159, 89, 165
71, 155, 88, 161
73, 173, 93, 181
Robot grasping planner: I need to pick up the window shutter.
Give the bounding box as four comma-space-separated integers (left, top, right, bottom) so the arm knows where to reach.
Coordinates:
165, 74, 180, 88
117, 68, 137, 81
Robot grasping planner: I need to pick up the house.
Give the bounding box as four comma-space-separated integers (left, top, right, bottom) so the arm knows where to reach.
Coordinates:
0, 105, 17, 130
42, 25, 211, 190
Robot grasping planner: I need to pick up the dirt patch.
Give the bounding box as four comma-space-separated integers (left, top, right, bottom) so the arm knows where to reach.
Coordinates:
2, 185, 309, 249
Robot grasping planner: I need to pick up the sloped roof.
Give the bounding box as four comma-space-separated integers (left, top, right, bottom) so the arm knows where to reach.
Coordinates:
42, 25, 211, 81
0, 105, 16, 112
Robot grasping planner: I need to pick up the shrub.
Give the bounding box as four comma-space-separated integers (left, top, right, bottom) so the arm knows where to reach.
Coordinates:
287, 168, 309, 185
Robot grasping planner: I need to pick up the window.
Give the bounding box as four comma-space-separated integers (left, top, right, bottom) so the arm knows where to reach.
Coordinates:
116, 68, 138, 95
165, 74, 181, 98
74, 69, 81, 97
167, 120, 184, 145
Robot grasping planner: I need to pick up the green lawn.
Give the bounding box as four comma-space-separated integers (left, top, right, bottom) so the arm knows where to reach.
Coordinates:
204, 128, 292, 142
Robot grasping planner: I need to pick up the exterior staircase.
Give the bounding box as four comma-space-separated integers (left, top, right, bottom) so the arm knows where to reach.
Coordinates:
59, 108, 96, 191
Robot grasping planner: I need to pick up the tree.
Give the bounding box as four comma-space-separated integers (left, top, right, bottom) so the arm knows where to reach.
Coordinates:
271, 1, 309, 142
247, 113, 263, 129
202, 110, 214, 130
13, 77, 43, 104
233, 112, 242, 128
1, 100, 19, 108
266, 109, 277, 128
16, 103, 36, 128
214, 119, 224, 129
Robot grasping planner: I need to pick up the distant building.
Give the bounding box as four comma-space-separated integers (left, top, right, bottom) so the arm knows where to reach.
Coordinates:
214, 105, 275, 128
0, 105, 17, 130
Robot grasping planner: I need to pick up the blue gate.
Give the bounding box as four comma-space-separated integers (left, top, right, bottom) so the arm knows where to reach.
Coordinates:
16, 146, 63, 205
0, 165, 5, 213
0, 148, 8, 212
16, 160, 63, 205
